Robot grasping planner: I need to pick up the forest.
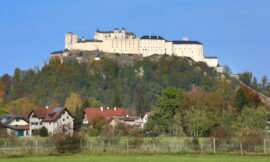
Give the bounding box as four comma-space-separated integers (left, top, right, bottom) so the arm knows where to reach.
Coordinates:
0, 54, 270, 138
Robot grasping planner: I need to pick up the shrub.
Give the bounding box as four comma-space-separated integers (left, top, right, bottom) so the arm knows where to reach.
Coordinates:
54, 133, 84, 154
211, 127, 233, 145
239, 128, 264, 152
39, 126, 48, 137
128, 137, 143, 149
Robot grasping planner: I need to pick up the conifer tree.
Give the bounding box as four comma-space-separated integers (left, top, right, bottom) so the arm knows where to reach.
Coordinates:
111, 96, 122, 107
234, 87, 249, 112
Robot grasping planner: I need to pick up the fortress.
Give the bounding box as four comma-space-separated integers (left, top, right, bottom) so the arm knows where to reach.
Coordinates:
51, 28, 220, 68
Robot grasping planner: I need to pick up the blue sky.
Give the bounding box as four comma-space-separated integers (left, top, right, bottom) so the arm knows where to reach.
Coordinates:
0, 0, 269, 80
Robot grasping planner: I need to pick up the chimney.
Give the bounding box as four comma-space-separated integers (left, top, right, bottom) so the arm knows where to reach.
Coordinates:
107, 107, 109, 110
182, 37, 189, 41
114, 107, 117, 111
100, 106, 104, 112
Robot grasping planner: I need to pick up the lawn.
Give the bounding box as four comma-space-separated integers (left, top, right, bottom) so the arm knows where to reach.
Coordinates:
1, 154, 270, 162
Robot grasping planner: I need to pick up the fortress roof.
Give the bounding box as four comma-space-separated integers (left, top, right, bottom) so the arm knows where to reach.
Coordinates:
172, 40, 202, 45
141, 35, 165, 40
96, 29, 113, 33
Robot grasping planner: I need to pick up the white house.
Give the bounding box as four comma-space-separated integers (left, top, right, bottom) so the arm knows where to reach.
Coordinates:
28, 107, 74, 136
0, 115, 29, 137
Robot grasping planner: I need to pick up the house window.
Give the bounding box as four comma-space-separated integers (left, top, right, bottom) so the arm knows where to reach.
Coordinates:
40, 122, 42, 125
49, 122, 51, 125
67, 116, 69, 119
16, 119, 19, 122
63, 118, 65, 122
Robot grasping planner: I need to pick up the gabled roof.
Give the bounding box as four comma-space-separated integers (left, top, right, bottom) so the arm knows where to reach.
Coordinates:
0, 115, 28, 125
28, 107, 73, 122
83, 107, 130, 124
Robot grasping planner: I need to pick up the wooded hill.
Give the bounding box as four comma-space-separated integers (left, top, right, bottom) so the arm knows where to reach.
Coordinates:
0, 54, 269, 117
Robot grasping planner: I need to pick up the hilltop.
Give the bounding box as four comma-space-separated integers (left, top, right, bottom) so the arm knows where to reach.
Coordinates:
0, 54, 224, 114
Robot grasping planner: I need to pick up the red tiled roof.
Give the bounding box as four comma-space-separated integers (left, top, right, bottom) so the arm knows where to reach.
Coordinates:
30, 107, 69, 122
83, 107, 130, 124
0, 91, 6, 96
18, 125, 29, 130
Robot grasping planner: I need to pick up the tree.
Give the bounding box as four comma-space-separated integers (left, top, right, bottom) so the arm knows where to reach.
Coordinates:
111, 95, 122, 107
145, 87, 184, 135
92, 115, 107, 134
223, 65, 232, 75
252, 77, 259, 90
136, 95, 151, 116
4, 97, 39, 117
157, 87, 184, 115
64, 92, 83, 114
87, 97, 102, 107
261, 75, 268, 89
171, 112, 184, 136
239, 72, 253, 86
186, 108, 210, 137
234, 87, 249, 112
0, 74, 11, 92
39, 126, 48, 137
242, 86, 262, 108
237, 107, 267, 129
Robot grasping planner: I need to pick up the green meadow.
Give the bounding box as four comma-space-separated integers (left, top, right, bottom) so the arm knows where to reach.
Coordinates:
1, 154, 270, 162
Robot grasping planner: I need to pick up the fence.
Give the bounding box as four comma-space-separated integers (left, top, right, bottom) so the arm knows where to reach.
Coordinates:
0, 137, 270, 156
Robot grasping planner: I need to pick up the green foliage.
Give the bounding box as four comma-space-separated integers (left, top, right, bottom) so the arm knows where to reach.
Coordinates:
2, 55, 220, 113
54, 134, 83, 154
39, 126, 49, 137
186, 107, 210, 137
236, 107, 267, 129
239, 72, 253, 86
145, 87, 184, 135
234, 87, 249, 112
92, 115, 107, 131
111, 95, 122, 107
157, 87, 184, 115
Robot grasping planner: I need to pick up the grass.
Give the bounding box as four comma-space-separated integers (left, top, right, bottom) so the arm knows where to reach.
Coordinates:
1, 154, 270, 162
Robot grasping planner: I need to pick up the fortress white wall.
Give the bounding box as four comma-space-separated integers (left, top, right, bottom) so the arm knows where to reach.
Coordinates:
173, 44, 204, 62
63, 28, 219, 68
140, 39, 166, 56
102, 38, 140, 54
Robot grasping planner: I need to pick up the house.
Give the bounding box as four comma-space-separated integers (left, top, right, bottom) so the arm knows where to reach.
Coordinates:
28, 107, 74, 136
0, 114, 29, 137
0, 91, 6, 96
109, 116, 143, 128
82, 107, 130, 125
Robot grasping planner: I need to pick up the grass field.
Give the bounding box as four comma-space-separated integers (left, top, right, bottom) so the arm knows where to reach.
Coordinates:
1, 154, 270, 162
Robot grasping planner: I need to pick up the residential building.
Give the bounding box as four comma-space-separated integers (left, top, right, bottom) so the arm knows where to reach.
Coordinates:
82, 107, 130, 125
28, 107, 74, 136
0, 114, 29, 137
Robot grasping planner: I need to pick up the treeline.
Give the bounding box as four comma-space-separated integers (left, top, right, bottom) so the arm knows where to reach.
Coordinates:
239, 72, 270, 97
0, 55, 223, 116
145, 85, 269, 139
